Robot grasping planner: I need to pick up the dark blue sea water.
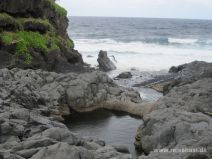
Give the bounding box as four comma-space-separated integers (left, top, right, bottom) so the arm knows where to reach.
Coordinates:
69, 17, 212, 47
68, 16, 212, 71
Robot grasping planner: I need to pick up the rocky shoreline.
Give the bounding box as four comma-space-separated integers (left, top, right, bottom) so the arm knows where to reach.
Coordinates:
0, 68, 143, 159
134, 61, 212, 159
0, 0, 212, 159
0, 61, 211, 159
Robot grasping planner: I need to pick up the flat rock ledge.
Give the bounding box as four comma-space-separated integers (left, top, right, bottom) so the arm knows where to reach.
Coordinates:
0, 68, 152, 159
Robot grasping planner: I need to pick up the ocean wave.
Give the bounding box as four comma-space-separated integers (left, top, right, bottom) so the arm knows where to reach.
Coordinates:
75, 38, 212, 48
74, 38, 212, 56
168, 38, 198, 44
74, 38, 212, 71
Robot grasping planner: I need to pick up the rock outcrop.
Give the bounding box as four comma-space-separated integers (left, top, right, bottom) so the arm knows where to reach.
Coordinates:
97, 50, 116, 72
164, 61, 212, 94
0, 0, 84, 72
135, 61, 212, 159
0, 68, 144, 159
133, 61, 212, 94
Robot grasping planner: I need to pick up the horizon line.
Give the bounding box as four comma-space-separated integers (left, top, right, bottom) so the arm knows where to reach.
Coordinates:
68, 15, 212, 21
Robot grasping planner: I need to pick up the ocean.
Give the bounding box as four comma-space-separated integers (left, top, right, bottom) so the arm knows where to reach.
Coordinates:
68, 16, 212, 72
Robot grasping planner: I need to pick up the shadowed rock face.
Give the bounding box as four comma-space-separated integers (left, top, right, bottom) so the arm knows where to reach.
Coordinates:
0, 0, 68, 37
0, 49, 84, 73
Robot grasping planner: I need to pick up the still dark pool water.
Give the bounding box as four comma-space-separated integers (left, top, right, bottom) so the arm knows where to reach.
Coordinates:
64, 109, 142, 156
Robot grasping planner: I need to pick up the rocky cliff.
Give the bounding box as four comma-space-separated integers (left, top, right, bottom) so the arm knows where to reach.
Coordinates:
0, 0, 83, 72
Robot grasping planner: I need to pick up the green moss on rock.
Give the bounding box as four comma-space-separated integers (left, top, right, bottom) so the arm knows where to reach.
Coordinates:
0, 13, 21, 31
0, 13, 54, 34
0, 31, 74, 64
0, 31, 58, 63
0, 1, 74, 65
58, 36, 74, 49
46, 0, 67, 17
18, 18, 54, 33
1, 33, 13, 45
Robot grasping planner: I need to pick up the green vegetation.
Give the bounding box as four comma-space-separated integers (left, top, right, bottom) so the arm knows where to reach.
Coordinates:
47, 0, 67, 17
0, 31, 60, 64
1, 33, 13, 45
0, 31, 74, 64
0, 2, 72, 64
58, 36, 74, 49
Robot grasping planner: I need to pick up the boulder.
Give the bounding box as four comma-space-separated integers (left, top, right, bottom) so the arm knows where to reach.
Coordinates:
65, 70, 143, 113
97, 50, 116, 72
115, 72, 132, 79
87, 55, 94, 58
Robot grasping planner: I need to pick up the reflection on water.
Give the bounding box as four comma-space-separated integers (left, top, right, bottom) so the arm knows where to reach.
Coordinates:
64, 109, 143, 156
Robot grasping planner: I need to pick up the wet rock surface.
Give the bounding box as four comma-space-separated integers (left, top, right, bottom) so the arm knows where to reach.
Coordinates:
133, 74, 176, 93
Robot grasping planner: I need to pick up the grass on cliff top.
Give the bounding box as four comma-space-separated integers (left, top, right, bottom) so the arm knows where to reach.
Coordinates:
0, 31, 74, 64
47, 0, 67, 17
0, 13, 54, 33
0, 31, 59, 64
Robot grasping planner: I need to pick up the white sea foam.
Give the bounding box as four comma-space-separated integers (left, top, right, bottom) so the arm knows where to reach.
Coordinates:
168, 38, 198, 44
74, 38, 212, 72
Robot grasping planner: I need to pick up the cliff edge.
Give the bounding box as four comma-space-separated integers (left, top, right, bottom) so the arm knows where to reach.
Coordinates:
0, 0, 83, 72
